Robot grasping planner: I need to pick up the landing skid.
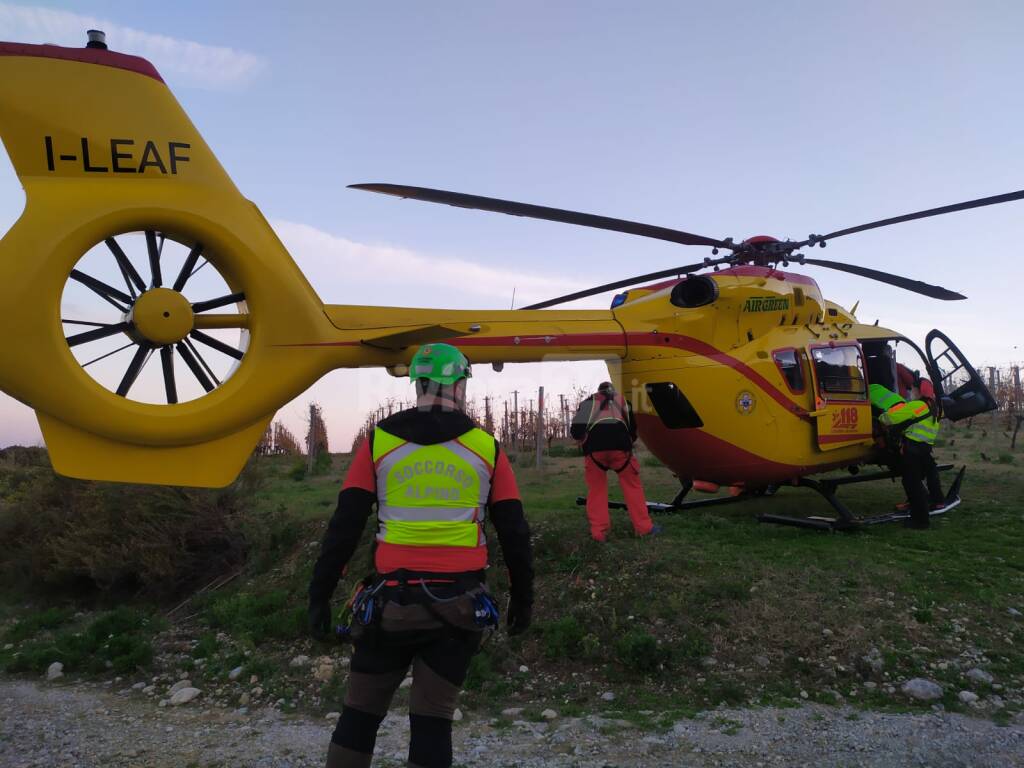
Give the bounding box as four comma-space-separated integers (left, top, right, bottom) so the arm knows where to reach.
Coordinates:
576, 465, 965, 533
575, 478, 771, 517
758, 464, 963, 532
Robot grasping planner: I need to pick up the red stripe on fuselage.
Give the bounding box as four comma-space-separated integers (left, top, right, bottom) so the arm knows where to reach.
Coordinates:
624, 332, 809, 419
0, 41, 164, 82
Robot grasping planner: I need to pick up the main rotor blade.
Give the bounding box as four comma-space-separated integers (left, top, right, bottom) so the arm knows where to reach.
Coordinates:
805, 188, 1024, 245
350, 183, 732, 250
521, 260, 722, 310
799, 258, 966, 300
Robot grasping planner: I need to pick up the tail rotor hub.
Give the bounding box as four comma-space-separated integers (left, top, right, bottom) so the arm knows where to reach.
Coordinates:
128, 288, 194, 345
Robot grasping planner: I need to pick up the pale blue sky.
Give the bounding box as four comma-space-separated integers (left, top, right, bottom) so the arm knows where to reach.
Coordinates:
1, 1, 1021, 448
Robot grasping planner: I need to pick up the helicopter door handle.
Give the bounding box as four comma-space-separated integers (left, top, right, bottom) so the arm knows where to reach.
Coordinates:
808, 409, 829, 417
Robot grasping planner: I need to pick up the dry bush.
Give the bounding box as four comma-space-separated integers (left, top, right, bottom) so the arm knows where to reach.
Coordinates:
0, 462, 262, 599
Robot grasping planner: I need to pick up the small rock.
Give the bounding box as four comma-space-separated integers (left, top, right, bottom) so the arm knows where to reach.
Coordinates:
249, 675, 259, 685
600, 691, 615, 702
228, 667, 243, 681
2, 643, 12, 651
902, 678, 943, 701
143, 686, 155, 695
132, 682, 146, 690
541, 709, 558, 720
251, 687, 263, 698
290, 655, 311, 668
239, 693, 251, 706
170, 687, 201, 706
325, 711, 340, 720
453, 708, 463, 721
400, 677, 413, 689
501, 707, 524, 717
822, 628, 833, 637
46, 662, 64, 681
158, 700, 168, 708
1008, 607, 1021, 618
518, 665, 529, 673
168, 680, 192, 695
754, 655, 770, 669
958, 690, 979, 704
966, 668, 994, 685
799, 690, 808, 699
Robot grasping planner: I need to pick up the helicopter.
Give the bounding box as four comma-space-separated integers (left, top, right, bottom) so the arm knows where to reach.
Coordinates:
0, 35, 1002, 529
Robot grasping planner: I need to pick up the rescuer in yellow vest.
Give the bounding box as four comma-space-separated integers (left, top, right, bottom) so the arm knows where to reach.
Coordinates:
307, 343, 533, 768
870, 379, 944, 529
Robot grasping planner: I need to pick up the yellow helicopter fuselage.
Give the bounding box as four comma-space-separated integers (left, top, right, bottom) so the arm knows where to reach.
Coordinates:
0, 41, 918, 487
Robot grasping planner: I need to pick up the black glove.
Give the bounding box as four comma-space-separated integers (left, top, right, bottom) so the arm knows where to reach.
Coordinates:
507, 598, 532, 636
308, 599, 332, 638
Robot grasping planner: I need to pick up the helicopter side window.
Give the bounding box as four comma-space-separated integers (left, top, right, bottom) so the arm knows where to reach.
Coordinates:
811, 345, 867, 400
772, 348, 805, 394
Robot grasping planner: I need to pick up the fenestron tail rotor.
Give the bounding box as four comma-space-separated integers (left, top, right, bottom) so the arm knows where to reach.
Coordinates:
61, 231, 250, 404
351, 183, 1024, 307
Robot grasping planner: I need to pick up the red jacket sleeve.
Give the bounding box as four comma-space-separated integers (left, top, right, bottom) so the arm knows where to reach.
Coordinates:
489, 448, 520, 503
341, 439, 376, 492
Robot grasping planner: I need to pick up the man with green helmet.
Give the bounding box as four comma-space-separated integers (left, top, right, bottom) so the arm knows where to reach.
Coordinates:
308, 342, 534, 768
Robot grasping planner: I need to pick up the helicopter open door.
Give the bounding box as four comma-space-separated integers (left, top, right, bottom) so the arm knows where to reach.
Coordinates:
925, 330, 997, 421
807, 343, 875, 452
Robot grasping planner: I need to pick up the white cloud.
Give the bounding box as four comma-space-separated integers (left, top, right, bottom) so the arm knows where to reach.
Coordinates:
272, 219, 587, 308
0, 3, 264, 88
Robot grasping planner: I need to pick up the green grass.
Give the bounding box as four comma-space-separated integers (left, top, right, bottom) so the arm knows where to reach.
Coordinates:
1, 420, 1021, 724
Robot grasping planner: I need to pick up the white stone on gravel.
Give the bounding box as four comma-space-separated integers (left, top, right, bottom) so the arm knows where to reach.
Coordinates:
169, 687, 201, 706
289, 655, 310, 668
228, 667, 243, 681
600, 691, 615, 702
168, 680, 192, 695
958, 690, 979, 704
902, 678, 943, 701
46, 662, 64, 681
501, 707, 523, 717
325, 711, 340, 720
541, 709, 558, 720
131, 682, 146, 690
1008, 607, 1021, 617
399, 677, 413, 689
518, 665, 529, 673
966, 668, 994, 685
453, 708, 463, 721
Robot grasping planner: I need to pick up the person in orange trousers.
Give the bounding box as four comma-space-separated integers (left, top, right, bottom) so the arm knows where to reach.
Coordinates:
570, 382, 660, 541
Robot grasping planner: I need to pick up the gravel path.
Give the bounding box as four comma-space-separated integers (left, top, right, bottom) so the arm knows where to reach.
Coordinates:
2, 679, 1023, 767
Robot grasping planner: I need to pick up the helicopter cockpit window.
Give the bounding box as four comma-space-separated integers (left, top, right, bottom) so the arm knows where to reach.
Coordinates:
772, 348, 805, 393
812, 345, 867, 400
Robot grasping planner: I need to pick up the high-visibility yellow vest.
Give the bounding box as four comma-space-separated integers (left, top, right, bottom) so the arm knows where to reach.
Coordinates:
371, 426, 496, 572
879, 399, 940, 445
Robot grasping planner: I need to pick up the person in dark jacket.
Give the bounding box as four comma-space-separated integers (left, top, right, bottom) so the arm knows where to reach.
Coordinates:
569, 382, 659, 542
307, 343, 533, 768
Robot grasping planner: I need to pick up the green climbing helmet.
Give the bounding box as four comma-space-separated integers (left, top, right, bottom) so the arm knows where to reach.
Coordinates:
408, 343, 472, 385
